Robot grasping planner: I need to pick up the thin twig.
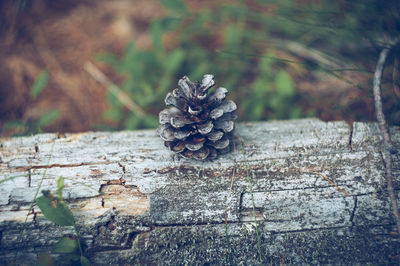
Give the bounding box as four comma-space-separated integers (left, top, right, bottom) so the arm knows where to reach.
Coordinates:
84, 61, 146, 116
393, 58, 400, 97
224, 142, 236, 265
372, 36, 400, 236
225, 142, 237, 225
240, 139, 263, 264
313, 171, 350, 197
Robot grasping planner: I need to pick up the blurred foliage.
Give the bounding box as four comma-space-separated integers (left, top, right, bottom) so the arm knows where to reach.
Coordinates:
4, 70, 61, 136
99, 0, 399, 129
31, 70, 49, 99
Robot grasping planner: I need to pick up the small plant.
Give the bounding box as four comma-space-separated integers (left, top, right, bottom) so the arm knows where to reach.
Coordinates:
35, 177, 90, 266
3, 70, 61, 136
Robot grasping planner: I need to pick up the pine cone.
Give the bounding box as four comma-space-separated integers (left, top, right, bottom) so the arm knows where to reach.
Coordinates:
157, 74, 237, 160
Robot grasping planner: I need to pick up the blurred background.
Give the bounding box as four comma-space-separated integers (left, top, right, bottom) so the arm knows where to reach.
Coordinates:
0, 0, 399, 136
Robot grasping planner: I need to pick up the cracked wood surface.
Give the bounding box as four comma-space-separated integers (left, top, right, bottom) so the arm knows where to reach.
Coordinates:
0, 118, 399, 265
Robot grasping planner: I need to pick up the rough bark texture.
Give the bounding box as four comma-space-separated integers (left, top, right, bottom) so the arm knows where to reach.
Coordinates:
0, 118, 399, 265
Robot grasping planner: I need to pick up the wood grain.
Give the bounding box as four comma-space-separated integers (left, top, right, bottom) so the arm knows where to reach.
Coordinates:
0, 119, 399, 265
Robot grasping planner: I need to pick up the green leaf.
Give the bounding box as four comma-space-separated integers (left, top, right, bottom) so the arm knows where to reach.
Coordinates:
106, 90, 123, 108
57, 177, 65, 199
38, 109, 61, 128
157, 17, 181, 32
141, 115, 159, 129
150, 15, 184, 51
96, 53, 119, 66
52, 237, 78, 254
150, 20, 163, 51
124, 115, 158, 130
36, 194, 75, 226
103, 107, 122, 121
165, 50, 185, 74
224, 25, 239, 49
31, 70, 49, 99
289, 106, 302, 118
275, 70, 294, 96
161, 0, 188, 14
259, 51, 275, 74
122, 43, 139, 72
269, 94, 281, 110
80, 256, 91, 266
124, 115, 140, 130
251, 101, 264, 120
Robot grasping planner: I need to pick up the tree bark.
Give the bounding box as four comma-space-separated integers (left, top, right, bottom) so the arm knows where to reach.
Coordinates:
0, 119, 399, 265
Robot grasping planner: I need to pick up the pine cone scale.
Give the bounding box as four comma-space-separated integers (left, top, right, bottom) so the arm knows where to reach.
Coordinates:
178, 77, 195, 98
206, 130, 224, 141
209, 136, 230, 149
214, 120, 234, 133
157, 124, 175, 141
197, 120, 213, 134
208, 87, 228, 103
170, 116, 193, 128
165, 93, 187, 111
200, 74, 215, 92
171, 141, 186, 152
174, 128, 191, 139
185, 140, 204, 151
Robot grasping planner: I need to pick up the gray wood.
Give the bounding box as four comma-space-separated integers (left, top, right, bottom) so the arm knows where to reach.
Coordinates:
0, 118, 399, 265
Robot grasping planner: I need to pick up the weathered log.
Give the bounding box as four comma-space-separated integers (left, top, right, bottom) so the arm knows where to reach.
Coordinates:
0, 118, 399, 265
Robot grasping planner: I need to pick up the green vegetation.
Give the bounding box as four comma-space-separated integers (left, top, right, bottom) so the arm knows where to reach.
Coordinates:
3, 0, 399, 133
36, 177, 90, 266
99, 0, 399, 130
4, 70, 61, 136
99, 0, 309, 130
7, 144, 89, 265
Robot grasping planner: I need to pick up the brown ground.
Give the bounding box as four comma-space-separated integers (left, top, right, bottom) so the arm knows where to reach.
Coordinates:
0, 0, 166, 135
0, 0, 392, 136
